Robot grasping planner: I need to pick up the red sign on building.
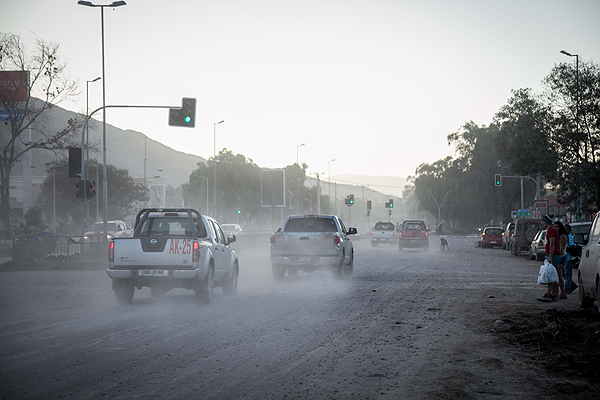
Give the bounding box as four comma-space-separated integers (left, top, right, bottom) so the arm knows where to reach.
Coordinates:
0, 71, 29, 102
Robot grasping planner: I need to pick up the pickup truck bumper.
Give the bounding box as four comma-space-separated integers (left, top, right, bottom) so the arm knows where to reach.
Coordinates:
270, 255, 342, 269
107, 268, 202, 280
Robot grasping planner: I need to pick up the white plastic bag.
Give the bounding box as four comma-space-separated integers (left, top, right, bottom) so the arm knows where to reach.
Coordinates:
538, 259, 559, 285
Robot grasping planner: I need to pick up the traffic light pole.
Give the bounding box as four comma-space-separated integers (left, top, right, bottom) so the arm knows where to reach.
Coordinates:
496, 175, 538, 210
79, 103, 182, 240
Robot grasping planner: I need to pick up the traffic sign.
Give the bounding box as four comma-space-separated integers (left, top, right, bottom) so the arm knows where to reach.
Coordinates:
0, 109, 23, 122
516, 210, 530, 217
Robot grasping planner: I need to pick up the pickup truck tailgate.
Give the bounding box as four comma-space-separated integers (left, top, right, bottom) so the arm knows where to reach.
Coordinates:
113, 238, 194, 267
274, 233, 335, 255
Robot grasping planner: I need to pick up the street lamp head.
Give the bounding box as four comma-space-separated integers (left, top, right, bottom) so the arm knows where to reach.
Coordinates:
560, 50, 573, 57
216, 120, 224, 125
110, 1, 127, 7
330, 158, 335, 162
78, 1, 94, 6
92, 77, 101, 82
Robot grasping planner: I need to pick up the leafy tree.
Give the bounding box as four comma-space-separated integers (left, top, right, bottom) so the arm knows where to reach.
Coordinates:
544, 59, 600, 215
35, 159, 147, 234
0, 33, 81, 238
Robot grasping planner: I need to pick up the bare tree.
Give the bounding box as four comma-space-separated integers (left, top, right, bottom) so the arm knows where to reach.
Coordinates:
0, 32, 81, 238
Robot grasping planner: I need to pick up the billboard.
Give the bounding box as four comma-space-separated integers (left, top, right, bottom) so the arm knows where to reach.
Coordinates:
0, 71, 29, 103
261, 169, 285, 207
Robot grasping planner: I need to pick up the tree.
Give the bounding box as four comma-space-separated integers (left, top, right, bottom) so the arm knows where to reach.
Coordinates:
544, 60, 600, 215
35, 159, 147, 234
0, 33, 81, 238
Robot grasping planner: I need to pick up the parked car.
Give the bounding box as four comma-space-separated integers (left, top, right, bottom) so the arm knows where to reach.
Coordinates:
574, 213, 600, 312
221, 224, 243, 234
502, 222, 515, 250
510, 218, 541, 256
84, 220, 132, 242
480, 226, 503, 248
529, 230, 546, 261
370, 221, 397, 247
398, 220, 429, 251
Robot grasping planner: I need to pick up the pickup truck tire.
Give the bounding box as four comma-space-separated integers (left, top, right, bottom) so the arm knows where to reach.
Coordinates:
578, 274, 594, 308
222, 263, 239, 295
333, 254, 345, 280
344, 253, 354, 276
114, 282, 134, 304
196, 267, 214, 304
272, 264, 285, 281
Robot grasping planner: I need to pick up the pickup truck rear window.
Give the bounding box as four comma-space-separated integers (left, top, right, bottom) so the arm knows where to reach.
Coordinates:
402, 222, 426, 231
139, 217, 208, 238
484, 229, 503, 235
284, 218, 338, 233
374, 222, 395, 231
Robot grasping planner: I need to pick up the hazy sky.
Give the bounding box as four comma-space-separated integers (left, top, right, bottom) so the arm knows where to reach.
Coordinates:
2, 0, 599, 180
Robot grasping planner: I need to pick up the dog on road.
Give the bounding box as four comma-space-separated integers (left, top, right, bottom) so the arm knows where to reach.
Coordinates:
440, 238, 449, 250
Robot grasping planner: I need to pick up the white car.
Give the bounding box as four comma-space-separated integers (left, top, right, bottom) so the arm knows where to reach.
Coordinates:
575, 214, 600, 312
221, 224, 243, 234
84, 220, 132, 242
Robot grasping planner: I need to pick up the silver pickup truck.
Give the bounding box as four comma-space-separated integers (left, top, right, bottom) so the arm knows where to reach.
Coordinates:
107, 208, 239, 304
270, 214, 357, 280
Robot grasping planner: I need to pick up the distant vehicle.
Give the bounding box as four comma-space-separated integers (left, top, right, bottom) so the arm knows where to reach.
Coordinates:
370, 221, 397, 247
510, 218, 541, 256
221, 224, 243, 234
107, 208, 238, 304
270, 214, 356, 280
480, 226, 503, 248
529, 230, 546, 261
502, 222, 515, 250
84, 220, 132, 242
398, 220, 429, 251
574, 213, 600, 312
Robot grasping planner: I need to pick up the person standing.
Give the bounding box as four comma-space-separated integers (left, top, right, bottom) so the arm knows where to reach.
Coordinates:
564, 224, 578, 294
538, 214, 560, 302
553, 221, 568, 299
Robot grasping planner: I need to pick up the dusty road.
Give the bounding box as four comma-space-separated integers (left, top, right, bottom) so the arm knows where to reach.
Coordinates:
0, 236, 588, 399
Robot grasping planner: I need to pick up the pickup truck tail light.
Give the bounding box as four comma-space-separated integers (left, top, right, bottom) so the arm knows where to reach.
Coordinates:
333, 234, 341, 245
108, 241, 114, 262
425, 231, 428, 236
193, 241, 200, 262
270, 235, 276, 244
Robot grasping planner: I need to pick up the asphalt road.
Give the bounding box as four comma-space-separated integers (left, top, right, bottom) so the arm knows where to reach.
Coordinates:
0, 236, 578, 399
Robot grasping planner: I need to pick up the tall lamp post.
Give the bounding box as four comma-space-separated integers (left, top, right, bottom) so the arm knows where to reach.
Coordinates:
78, 0, 127, 239
328, 158, 335, 211
427, 190, 452, 234
213, 120, 224, 218
296, 143, 305, 212
560, 49, 582, 221
86, 76, 100, 219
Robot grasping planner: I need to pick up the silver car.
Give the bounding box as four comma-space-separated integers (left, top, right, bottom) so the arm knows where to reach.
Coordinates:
529, 230, 546, 261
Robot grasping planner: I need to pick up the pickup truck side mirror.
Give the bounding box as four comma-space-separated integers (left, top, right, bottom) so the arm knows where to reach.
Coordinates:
347, 227, 357, 235
573, 233, 586, 245
227, 233, 236, 244
277, 228, 281, 233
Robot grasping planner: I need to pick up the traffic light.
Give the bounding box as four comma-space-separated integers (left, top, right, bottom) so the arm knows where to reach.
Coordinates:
75, 179, 84, 199
68, 148, 81, 178
86, 180, 96, 199
495, 174, 502, 186
169, 97, 196, 128
389, 199, 394, 208
349, 194, 354, 205
237, 209, 241, 214
367, 200, 372, 210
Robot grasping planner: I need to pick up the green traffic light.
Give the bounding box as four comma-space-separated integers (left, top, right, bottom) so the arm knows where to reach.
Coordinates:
237, 210, 241, 214
184, 116, 191, 123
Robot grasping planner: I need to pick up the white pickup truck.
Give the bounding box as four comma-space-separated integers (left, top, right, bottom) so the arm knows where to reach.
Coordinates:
107, 208, 239, 304
370, 221, 397, 247
270, 214, 357, 280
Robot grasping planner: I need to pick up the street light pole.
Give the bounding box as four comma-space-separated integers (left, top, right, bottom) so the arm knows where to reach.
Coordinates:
328, 158, 335, 211
296, 143, 305, 212
78, 0, 127, 239
561, 49, 582, 221
213, 120, 224, 218
427, 190, 452, 232
86, 76, 100, 220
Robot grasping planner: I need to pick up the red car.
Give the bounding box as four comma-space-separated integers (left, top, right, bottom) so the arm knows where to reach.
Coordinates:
398, 220, 429, 251
480, 226, 504, 248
